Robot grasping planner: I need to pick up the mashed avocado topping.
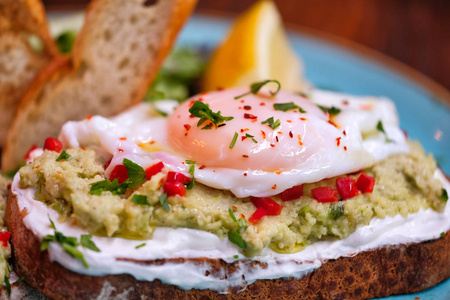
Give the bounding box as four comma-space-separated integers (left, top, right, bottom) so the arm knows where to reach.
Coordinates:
19, 142, 445, 256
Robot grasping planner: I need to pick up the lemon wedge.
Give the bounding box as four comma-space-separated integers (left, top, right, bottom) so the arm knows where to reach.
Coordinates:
202, 0, 308, 92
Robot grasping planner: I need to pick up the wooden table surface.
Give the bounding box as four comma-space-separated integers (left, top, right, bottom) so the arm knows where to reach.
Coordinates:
42, 0, 450, 95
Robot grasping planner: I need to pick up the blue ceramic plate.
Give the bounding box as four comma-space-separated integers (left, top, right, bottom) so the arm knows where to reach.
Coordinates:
176, 14, 450, 300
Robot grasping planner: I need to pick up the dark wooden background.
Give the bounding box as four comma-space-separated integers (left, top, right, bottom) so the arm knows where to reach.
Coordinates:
42, 0, 450, 93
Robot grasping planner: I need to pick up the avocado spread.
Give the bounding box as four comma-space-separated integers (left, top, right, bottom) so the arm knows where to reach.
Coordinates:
19, 142, 445, 256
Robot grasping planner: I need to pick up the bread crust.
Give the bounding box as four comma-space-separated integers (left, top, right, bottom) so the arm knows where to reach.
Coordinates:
6, 192, 450, 300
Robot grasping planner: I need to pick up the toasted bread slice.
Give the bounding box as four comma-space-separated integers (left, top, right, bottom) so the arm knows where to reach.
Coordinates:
1, 0, 197, 172
0, 0, 58, 149
6, 191, 450, 299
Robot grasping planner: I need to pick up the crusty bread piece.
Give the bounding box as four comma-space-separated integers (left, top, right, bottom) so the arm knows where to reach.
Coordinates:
0, 0, 58, 148
1, 0, 197, 172
6, 192, 450, 300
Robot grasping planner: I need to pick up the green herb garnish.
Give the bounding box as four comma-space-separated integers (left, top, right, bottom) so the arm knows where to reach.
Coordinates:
227, 231, 247, 249
131, 194, 150, 206
56, 150, 71, 162
41, 218, 92, 268
441, 232, 446, 238
234, 80, 281, 99
317, 105, 341, 115
4, 275, 10, 296
159, 193, 170, 211
245, 133, 258, 143
185, 160, 196, 190
16, 277, 25, 284
80, 234, 100, 252
89, 179, 128, 195
136, 243, 146, 249
229, 132, 238, 149
189, 101, 233, 129
228, 208, 238, 223
123, 158, 146, 188
229, 209, 248, 230
273, 102, 306, 113
442, 189, 448, 202
330, 205, 344, 220
56, 30, 77, 53
376, 120, 394, 143
261, 117, 281, 130
233, 255, 239, 259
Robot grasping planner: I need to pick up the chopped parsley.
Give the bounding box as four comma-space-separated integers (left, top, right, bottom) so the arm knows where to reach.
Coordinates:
185, 160, 196, 190
131, 194, 150, 206
442, 189, 448, 202
229, 132, 238, 149
227, 231, 247, 249
245, 133, 258, 143
440, 232, 446, 238
317, 105, 341, 115
159, 193, 170, 211
123, 158, 146, 188
234, 80, 281, 99
41, 217, 95, 268
188, 101, 233, 129
273, 102, 306, 113
4, 275, 10, 296
80, 234, 100, 252
136, 243, 146, 249
376, 120, 394, 143
56, 150, 71, 162
233, 255, 239, 259
56, 30, 77, 53
261, 117, 281, 130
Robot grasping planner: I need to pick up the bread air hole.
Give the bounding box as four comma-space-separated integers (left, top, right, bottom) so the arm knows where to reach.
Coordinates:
143, 0, 158, 7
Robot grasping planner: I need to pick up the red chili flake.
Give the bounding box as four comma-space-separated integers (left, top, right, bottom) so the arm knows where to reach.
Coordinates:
0, 232, 11, 247
243, 172, 248, 176
109, 165, 129, 184
87, 115, 92, 120
145, 162, 165, 180
43, 137, 63, 153
300, 118, 307, 121
119, 137, 127, 141
344, 146, 347, 151
336, 137, 341, 147
328, 120, 339, 128
260, 102, 266, 106
241, 136, 247, 141
356, 172, 376, 193
189, 114, 195, 118
277, 131, 283, 134
360, 103, 373, 110
242, 155, 249, 158
311, 187, 339, 203
238, 107, 242, 109
286, 120, 292, 123
184, 124, 191, 131
217, 87, 224, 91
104, 158, 112, 170
57, 171, 62, 174
80, 146, 86, 150
342, 100, 349, 106
272, 184, 277, 189
275, 171, 282, 175
280, 185, 303, 201
232, 206, 238, 210
261, 130, 266, 139
149, 141, 155, 145
343, 130, 347, 136
289, 131, 293, 138
199, 165, 206, 170
24, 144, 38, 160
117, 149, 124, 153
243, 105, 252, 110
270, 144, 275, 148
200, 92, 208, 96
297, 135, 304, 146
240, 214, 245, 219
177, 115, 181, 119
244, 113, 257, 120
336, 177, 359, 200
240, 100, 245, 103
241, 128, 249, 133
276, 136, 279, 142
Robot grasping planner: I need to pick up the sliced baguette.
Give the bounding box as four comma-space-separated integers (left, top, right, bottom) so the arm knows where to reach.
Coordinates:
1, 0, 197, 172
6, 191, 450, 299
0, 0, 58, 148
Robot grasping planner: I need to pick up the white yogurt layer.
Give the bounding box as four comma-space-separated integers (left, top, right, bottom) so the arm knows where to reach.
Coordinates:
12, 169, 450, 293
